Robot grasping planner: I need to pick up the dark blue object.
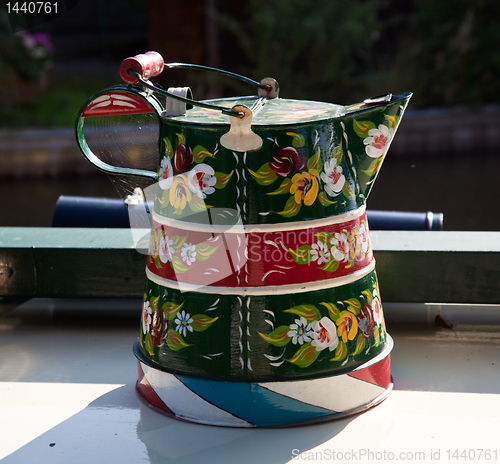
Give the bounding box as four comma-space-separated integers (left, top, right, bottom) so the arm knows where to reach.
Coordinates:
366, 210, 443, 231
52, 196, 131, 228
52, 195, 443, 230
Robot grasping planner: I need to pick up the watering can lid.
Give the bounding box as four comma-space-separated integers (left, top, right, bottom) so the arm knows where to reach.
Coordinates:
163, 96, 345, 126
162, 92, 407, 126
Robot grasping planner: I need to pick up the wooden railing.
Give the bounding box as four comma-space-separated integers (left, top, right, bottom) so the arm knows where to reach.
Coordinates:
1, 228, 499, 304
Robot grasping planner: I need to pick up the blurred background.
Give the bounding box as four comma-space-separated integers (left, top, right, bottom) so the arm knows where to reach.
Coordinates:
1, 0, 499, 230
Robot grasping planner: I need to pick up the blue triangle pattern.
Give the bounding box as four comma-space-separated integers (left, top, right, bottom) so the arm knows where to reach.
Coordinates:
176, 375, 338, 427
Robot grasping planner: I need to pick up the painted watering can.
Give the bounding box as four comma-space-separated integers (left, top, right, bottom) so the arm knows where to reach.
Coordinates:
76, 51, 412, 427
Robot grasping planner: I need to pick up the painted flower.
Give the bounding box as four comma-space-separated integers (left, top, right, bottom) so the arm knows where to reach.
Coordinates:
187, 163, 217, 199
169, 174, 192, 211
359, 223, 370, 254
175, 310, 193, 337
320, 159, 345, 197
174, 144, 194, 173
357, 302, 374, 338
181, 242, 197, 266
149, 228, 160, 256
310, 240, 330, 265
158, 156, 174, 190
151, 307, 168, 347
372, 290, 382, 325
142, 300, 152, 334
336, 311, 358, 343
287, 317, 313, 345
330, 232, 349, 262
159, 234, 174, 264
363, 124, 394, 158
348, 229, 363, 261
311, 317, 339, 352
269, 147, 305, 178
290, 172, 319, 206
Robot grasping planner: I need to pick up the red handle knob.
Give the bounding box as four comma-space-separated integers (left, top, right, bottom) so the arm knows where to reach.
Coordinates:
119, 51, 164, 84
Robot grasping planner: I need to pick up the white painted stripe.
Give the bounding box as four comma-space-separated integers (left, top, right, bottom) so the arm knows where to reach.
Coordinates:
141, 362, 251, 427
259, 371, 387, 413
258, 344, 392, 413
152, 205, 366, 234
145, 260, 375, 296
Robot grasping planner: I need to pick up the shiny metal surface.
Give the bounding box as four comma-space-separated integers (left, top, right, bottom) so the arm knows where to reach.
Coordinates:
1, 300, 499, 463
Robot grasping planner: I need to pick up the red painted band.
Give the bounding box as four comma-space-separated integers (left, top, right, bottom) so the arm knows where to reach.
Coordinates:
81, 91, 154, 117
146, 212, 373, 288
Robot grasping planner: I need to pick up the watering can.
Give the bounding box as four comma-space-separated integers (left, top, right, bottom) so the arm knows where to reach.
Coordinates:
76, 51, 412, 427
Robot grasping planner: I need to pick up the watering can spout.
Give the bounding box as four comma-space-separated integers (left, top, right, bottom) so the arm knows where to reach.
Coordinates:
340, 92, 412, 201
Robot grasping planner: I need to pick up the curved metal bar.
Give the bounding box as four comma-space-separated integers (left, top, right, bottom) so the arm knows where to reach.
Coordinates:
164, 62, 267, 89
75, 85, 162, 180
132, 72, 245, 118
76, 117, 158, 180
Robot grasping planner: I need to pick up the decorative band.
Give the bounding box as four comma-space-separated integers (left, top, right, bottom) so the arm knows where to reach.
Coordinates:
136, 348, 392, 427
147, 210, 373, 288
145, 260, 375, 296
151, 204, 366, 234
139, 267, 387, 381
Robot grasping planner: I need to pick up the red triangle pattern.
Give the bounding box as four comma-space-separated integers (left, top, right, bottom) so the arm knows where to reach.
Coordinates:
348, 354, 391, 389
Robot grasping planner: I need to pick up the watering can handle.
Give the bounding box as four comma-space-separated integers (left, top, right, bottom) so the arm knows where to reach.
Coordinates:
119, 51, 279, 113
76, 52, 279, 180
75, 85, 165, 180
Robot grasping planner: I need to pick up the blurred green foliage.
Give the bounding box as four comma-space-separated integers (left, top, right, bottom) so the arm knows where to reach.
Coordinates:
389, 0, 500, 107
218, 0, 385, 104
1, 0, 499, 128
0, 86, 103, 127
218, 0, 500, 108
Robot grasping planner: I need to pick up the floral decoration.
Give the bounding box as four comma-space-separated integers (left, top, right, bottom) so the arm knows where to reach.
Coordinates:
149, 227, 219, 274
287, 317, 313, 345
157, 133, 233, 214
364, 124, 394, 159
287, 220, 371, 273
142, 300, 152, 334
175, 310, 194, 337
353, 114, 399, 177
258, 283, 385, 369
310, 317, 339, 352
321, 157, 346, 197
180, 242, 197, 266
140, 294, 218, 356
269, 146, 306, 177
248, 132, 357, 218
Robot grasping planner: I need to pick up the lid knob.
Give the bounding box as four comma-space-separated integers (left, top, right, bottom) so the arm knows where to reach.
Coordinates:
258, 78, 279, 99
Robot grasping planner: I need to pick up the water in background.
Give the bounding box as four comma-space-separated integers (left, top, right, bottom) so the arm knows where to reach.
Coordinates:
1, 151, 498, 231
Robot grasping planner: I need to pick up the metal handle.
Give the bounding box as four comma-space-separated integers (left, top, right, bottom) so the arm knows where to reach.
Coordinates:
75, 86, 163, 180
76, 53, 279, 181
119, 52, 279, 117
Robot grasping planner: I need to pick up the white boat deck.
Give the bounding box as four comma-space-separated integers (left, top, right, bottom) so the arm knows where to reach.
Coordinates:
1, 299, 499, 463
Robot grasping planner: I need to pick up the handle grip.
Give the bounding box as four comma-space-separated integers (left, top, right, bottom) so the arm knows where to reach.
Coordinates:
119, 52, 279, 116
119, 51, 165, 84
76, 86, 163, 180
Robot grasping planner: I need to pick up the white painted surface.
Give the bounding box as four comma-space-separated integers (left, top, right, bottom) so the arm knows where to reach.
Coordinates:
260, 374, 387, 413
1, 302, 499, 463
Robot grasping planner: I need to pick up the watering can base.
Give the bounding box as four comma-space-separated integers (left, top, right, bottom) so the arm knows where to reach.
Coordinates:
135, 336, 393, 428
